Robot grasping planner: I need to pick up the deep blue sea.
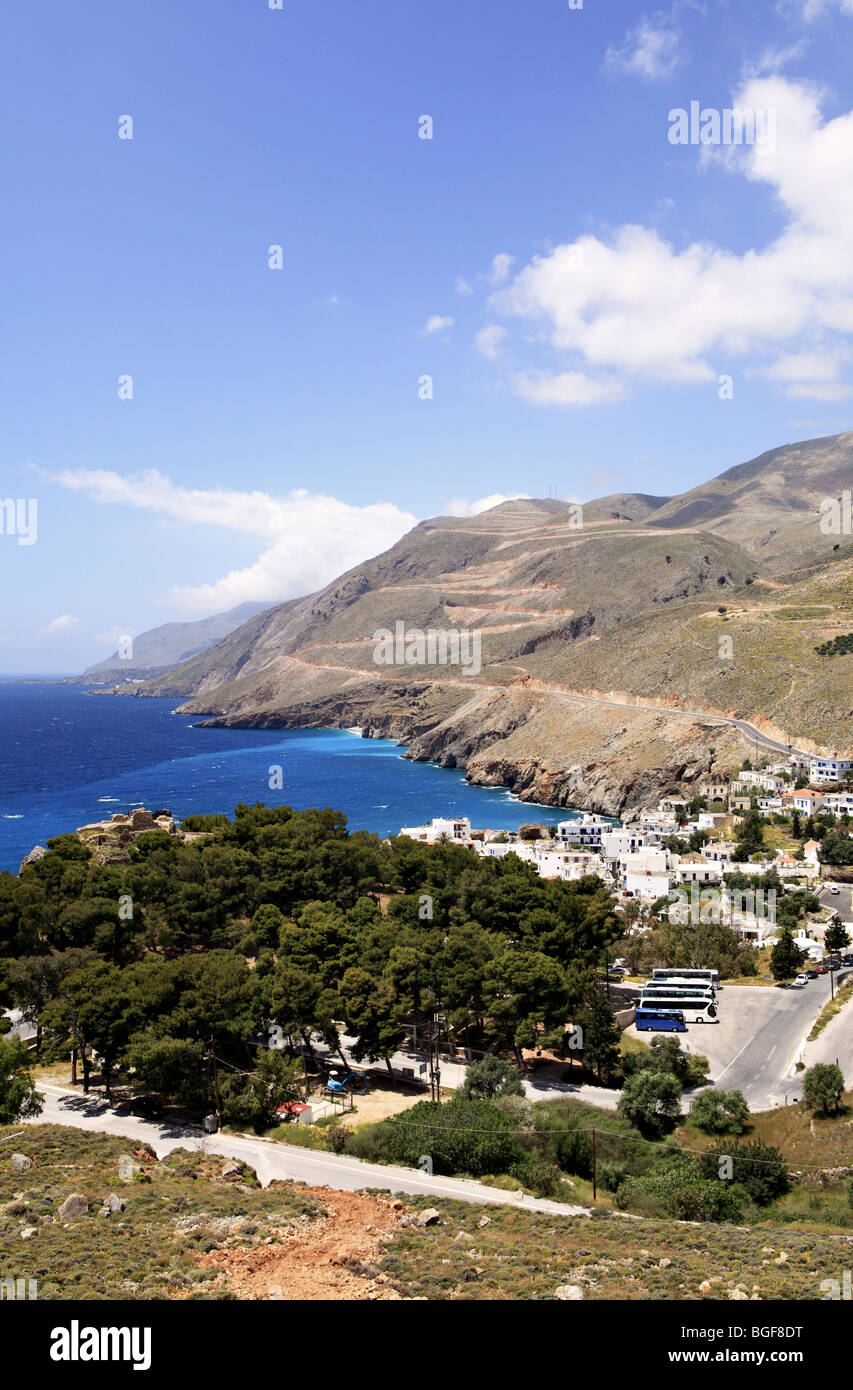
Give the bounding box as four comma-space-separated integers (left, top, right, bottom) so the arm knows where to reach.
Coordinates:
0, 681, 574, 874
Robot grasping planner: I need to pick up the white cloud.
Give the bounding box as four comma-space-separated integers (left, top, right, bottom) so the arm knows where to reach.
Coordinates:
444, 493, 532, 517
513, 372, 627, 407
48, 470, 417, 615
455, 276, 474, 295
94, 624, 130, 646
604, 15, 682, 81
786, 381, 852, 399
424, 314, 455, 334
490, 253, 514, 285
485, 74, 853, 406
797, 0, 853, 19
746, 41, 808, 77
475, 324, 508, 360
44, 614, 80, 635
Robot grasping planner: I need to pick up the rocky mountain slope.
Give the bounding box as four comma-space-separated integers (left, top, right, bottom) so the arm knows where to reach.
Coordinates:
72, 601, 276, 684
119, 432, 853, 816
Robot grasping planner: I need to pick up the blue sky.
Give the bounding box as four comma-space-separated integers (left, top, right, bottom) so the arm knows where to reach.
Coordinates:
1, 0, 852, 671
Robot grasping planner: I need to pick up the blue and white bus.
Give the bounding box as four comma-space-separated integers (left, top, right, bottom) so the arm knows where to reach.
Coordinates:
639, 992, 718, 1022
635, 1008, 687, 1033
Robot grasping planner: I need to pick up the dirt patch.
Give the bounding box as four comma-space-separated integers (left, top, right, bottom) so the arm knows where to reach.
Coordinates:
197, 1187, 405, 1300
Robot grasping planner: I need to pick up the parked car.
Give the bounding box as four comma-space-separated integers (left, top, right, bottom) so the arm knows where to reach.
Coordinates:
794, 973, 809, 986
128, 1096, 163, 1119
830, 885, 840, 895
842, 955, 853, 967
806, 969, 819, 980
815, 963, 829, 975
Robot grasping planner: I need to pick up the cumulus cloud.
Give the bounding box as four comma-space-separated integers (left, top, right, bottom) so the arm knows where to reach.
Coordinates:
44, 614, 80, 635
455, 276, 474, 295
475, 324, 508, 360
490, 253, 514, 285
444, 493, 531, 517
484, 74, 853, 405
513, 372, 627, 407
604, 15, 682, 80
48, 470, 417, 615
797, 0, 853, 18
424, 314, 455, 334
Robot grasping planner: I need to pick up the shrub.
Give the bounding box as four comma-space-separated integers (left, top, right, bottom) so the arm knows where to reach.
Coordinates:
618, 1070, 682, 1137
379, 1098, 525, 1177
689, 1088, 750, 1136
617, 1158, 742, 1222
460, 1056, 524, 1101
699, 1140, 789, 1205
803, 1062, 846, 1116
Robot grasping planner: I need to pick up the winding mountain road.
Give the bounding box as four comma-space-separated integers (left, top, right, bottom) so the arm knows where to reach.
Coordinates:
286, 652, 813, 761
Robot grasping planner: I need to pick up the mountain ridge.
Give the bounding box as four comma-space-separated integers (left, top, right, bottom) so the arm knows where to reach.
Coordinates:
110, 431, 853, 815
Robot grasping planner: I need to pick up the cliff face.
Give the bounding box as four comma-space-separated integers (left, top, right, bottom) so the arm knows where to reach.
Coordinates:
122, 432, 853, 811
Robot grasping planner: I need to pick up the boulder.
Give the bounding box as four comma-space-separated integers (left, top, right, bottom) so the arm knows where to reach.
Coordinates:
477, 1214, 492, 1228
10, 1153, 33, 1174
58, 1194, 89, 1221
554, 1285, 584, 1301
105, 1193, 125, 1212
20, 1227, 38, 1240
18, 846, 47, 872
416, 1208, 441, 1227
452, 1231, 473, 1247
221, 1162, 244, 1181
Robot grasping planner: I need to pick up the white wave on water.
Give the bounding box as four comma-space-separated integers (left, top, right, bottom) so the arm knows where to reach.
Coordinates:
97, 797, 121, 803
3, 815, 24, 820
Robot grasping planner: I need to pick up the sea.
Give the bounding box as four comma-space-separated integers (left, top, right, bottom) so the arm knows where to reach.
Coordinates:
0, 680, 578, 874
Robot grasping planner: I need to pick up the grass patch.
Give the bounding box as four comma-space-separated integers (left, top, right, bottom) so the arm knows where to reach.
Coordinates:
0, 1124, 321, 1300
807, 974, 853, 1041
677, 1094, 853, 1169
379, 1194, 853, 1300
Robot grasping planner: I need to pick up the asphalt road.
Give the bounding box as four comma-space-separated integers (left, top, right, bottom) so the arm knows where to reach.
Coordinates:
25, 1084, 589, 1217
817, 882, 853, 923
802, 973, 853, 1089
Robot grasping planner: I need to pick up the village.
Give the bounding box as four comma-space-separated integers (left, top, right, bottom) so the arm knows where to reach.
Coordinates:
399, 753, 853, 955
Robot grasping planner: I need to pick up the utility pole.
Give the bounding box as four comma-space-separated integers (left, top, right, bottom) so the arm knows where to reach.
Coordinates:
430, 1017, 439, 1100
592, 1128, 597, 1201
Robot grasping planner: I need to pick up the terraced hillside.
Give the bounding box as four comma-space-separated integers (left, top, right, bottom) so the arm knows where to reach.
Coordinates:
123, 432, 853, 816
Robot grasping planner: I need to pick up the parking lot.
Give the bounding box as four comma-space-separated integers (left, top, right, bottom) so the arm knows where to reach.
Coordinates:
623, 968, 851, 1109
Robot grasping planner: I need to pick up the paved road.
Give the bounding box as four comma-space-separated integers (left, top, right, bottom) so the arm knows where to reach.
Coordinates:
312, 1032, 622, 1112
817, 882, 853, 924
25, 1085, 590, 1218
802, 974, 853, 1088
3, 1009, 36, 1043
285, 654, 814, 761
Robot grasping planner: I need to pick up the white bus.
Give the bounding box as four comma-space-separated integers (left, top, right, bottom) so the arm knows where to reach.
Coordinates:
652, 967, 720, 989
638, 993, 718, 1022
643, 977, 717, 998
640, 984, 716, 1003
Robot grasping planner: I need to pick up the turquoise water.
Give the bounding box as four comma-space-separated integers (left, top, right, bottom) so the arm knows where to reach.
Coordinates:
0, 681, 575, 872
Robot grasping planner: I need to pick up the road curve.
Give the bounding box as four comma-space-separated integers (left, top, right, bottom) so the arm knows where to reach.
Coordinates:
25, 1085, 589, 1218
285, 651, 814, 761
